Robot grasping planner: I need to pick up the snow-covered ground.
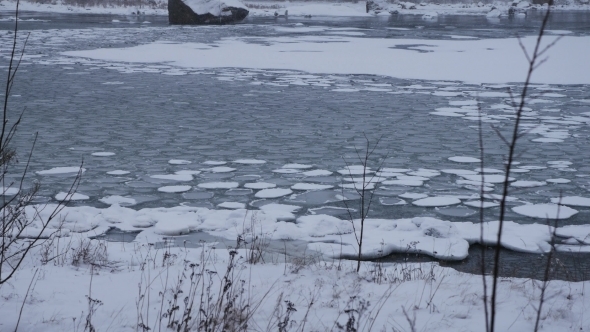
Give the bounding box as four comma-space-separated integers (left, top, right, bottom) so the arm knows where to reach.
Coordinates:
1, 235, 589, 331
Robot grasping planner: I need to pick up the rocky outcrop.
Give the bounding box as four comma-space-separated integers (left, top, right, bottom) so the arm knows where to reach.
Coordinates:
508, 0, 531, 15
366, 0, 389, 13
168, 0, 248, 25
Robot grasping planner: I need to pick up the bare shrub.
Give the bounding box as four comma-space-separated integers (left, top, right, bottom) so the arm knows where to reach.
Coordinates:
1, 0, 82, 287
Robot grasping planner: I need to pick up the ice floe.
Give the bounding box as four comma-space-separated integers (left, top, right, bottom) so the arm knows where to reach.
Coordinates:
255, 188, 293, 198
158, 185, 192, 193
203, 166, 236, 173
448, 156, 481, 163
272, 168, 301, 174
37, 167, 86, 175
303, 169, 333, 176
463, 200, 500, 208
459, 174, 515, 184
291, 183, 334, 190
91, 152, 115, 156
218, 202, 246, 209
107, 170, 130, 175
510, 180, 547, 188
55, 192, 90, 201
197, 182, 239, 189
546, 178, 571, 184
151, 174, 194, 181
412, 197, 461, 207
398, 192, 428, 200
550, 196, 590, 207
99, 195, 137, 206
283, 163, 313, 169
512, 203, 578, 219
441, 169, 478, 175
244, 182, 277, 189
233, 159, 266, 164
169, 159, 192, 165
202, 160, 226, 165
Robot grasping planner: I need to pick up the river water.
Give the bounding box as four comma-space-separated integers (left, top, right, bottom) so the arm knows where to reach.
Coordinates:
1, 10, 590, 279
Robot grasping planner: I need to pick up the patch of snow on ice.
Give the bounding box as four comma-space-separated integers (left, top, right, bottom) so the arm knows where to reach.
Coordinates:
37, 167, 86, 175
169, 159, 191, 165
244, 182, 277, 189
233, 159, 266, 164
412, 197, 461, 207
158, 185, 192, 193
197, 182, 239, 189
512, 204, 578, 219
55, 192, 89, 201
449, 156, 481, 163
99, 195, 136, 206
551, 196, 590, 207
92, 152, 116, 157
218, 202, 246, 209
255, 188, 293, 198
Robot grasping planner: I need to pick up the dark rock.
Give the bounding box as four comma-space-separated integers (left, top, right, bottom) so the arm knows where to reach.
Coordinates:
366, 0, 388, 13
168, 0, 249, 25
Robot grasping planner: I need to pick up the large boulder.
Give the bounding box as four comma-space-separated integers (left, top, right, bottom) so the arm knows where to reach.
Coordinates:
366, 0, 389, 13
168, 0, 249, 25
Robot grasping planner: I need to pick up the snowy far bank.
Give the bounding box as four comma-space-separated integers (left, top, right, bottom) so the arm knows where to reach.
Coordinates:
0, 0, 588, 16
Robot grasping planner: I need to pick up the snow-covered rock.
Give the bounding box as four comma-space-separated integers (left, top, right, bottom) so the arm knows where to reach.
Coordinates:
366, 0, 389, 13
486, 8, 502, 17
168, 0, 249, 24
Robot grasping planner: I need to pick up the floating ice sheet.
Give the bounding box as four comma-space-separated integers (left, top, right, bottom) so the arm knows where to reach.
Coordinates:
158, 185, 192, 193
37, 167, 86, 175
255, 188, 293, 198
55, 192, 89, 201
512, 204, 578, 220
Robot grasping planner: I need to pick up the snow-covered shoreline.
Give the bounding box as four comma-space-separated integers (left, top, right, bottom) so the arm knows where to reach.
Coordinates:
0, 0, 588, 16
1, 235, 588, 332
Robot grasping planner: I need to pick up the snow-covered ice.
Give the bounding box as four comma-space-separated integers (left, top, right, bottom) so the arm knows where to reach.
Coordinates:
233, 159, 266, 164
107, 170, 130, 175
512, 203, 578, 219
54, 192, 90, 201
218, 201, 246, 209
448, 156, 481, 163
291, 183, 334, 190
551, 196, 590, 207
36, 166, 86, 175
63, 35, 590, 84
254, 188, 293, 198
151, 173, 194, 181
202, 166, 236, 173
91, 151, 115, 156
244, 182, 277, 189
99, 195, 137, 206
157, 185, 192, 193
197, 182, 240, 189
302, 169, 333, 176
412, 196, 461, 207
169, 159, 192, 165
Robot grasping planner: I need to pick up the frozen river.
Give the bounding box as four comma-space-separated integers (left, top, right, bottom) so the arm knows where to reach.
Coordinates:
1, 10, 590, 278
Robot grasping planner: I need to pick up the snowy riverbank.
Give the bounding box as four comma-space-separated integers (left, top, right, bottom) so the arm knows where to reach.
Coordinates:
0, 0, 589, 17
1, 235, 589, 331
